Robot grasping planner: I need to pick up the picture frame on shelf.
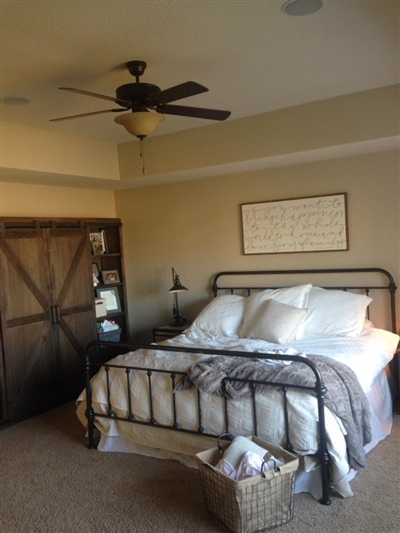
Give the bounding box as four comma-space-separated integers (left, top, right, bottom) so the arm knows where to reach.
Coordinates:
90, 231, 107, 255
96, 287, 122, 313
101, 269, 120, 284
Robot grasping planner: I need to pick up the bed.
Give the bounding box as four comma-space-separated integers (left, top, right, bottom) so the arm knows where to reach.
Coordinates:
77, 268, 399, 505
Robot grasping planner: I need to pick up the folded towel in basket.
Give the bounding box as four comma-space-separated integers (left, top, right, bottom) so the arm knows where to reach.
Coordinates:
216, 436, 285, 481
223, 436, 269, 469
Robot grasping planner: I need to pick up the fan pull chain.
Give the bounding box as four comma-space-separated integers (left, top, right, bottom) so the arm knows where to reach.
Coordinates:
139, 139, 146, 175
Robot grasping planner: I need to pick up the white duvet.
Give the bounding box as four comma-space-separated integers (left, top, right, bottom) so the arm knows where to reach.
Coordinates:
76, 327, 399, 498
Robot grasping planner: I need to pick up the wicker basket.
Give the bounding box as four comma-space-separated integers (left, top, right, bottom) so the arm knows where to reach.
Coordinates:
196, 436, 299, 533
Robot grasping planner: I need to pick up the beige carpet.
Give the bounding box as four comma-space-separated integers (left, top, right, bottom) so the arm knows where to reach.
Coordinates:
0, 402, 399, 533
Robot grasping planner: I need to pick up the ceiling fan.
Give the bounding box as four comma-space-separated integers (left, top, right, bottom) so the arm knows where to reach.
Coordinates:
50, 60, 231, 139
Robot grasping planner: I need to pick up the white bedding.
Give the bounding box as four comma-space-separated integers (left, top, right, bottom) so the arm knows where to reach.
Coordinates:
76, 327, 399, 499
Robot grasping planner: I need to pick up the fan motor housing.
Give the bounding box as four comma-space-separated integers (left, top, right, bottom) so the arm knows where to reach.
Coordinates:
116, 83, 160, 107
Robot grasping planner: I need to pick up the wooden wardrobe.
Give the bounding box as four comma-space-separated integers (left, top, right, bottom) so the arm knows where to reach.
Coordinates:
0, 217, 128, 424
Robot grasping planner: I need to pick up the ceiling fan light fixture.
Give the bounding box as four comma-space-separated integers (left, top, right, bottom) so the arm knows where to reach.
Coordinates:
114, 111, 165, 139
281, 0, 324, 16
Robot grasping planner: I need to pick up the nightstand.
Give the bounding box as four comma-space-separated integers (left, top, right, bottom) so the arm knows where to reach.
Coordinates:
152, 323, 190, 342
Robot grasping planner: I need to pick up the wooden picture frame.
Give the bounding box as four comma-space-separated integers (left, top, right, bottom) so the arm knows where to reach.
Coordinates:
241, 193, 348, 255
101, 269, 120, 284
96, 287, 122, 313
89, 231, 107, 255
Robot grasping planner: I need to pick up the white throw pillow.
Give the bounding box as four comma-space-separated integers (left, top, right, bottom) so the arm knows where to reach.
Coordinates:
239, 284, 311, 339
303, 287, 372, 337
189, 295, 245, 337
242, 299, 308, 344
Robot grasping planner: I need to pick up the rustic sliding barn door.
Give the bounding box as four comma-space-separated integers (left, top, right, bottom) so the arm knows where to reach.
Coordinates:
47, 228, 94, 398
0, 226, 95, 421
0, 229, 55, 420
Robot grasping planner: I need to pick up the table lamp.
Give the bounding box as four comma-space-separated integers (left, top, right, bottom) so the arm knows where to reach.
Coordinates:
169, 268, 189, 327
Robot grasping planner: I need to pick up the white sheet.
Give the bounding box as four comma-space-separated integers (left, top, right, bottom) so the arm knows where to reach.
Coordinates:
76, 327, 398, 498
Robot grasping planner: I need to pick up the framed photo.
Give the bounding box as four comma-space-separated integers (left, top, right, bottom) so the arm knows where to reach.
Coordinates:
241, 193, 348, 255
101, 269, 120, 284
89, 231, 107, 255
96, 287, 122, 313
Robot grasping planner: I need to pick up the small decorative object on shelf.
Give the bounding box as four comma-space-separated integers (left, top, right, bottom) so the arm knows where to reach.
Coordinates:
92, 263, 101, 286
95, 298, 107, 318
169, 267, 189, 327
90, 231, 107, 255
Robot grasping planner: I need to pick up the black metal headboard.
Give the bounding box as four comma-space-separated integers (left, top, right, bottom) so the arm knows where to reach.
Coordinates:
211, 267, 397, 333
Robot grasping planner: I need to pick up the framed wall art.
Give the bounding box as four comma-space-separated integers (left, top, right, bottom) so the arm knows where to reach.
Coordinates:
241, 193, 348, 255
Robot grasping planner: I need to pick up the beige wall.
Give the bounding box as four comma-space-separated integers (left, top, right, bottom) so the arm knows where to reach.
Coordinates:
116, 150, 400, 341
0, 181, 116, 218
2, 122, 120, 182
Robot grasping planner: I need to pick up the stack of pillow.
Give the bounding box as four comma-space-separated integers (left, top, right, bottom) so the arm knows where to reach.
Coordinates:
189, 284, 372, 344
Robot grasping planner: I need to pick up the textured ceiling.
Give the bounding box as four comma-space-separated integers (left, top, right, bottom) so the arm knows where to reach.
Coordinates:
1, 0, 399, 145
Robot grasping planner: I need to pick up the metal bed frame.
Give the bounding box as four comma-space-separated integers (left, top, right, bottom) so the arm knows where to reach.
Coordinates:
83, 267, 397, 506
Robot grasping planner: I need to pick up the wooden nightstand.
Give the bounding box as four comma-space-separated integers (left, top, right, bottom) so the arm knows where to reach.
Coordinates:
152, 324, 190, 342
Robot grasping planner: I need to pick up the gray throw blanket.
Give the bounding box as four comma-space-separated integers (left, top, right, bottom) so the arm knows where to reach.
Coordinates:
176, 355, 371, 470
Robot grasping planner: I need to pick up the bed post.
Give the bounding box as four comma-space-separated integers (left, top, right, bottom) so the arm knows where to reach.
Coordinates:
387, 274, 397, 334
84, 342, 96, 449
315, 378, 332, 505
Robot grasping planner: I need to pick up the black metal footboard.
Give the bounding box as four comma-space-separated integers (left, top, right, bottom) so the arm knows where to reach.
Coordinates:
84, 340, 332, 505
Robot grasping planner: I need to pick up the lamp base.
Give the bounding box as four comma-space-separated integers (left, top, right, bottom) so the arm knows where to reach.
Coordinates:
170, 316, 190, 327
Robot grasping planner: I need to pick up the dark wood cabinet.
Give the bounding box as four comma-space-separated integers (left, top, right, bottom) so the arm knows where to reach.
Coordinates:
0, 217, 129, 423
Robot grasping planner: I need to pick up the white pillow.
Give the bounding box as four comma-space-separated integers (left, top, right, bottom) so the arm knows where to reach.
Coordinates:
303, 287, 372, 337
241, 299, 308, 344
189, 295, 245, 337
239, 284, 311, 339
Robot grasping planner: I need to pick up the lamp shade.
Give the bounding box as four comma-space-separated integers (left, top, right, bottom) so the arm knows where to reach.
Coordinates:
169, 276, 188, 293
114, 111, 165, 139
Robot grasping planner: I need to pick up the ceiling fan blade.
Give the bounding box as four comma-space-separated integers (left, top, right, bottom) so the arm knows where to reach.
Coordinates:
161, 104, 231, 121
50, 108, 125, 122
59, 87, 132, 107
150, 81, 208, 104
